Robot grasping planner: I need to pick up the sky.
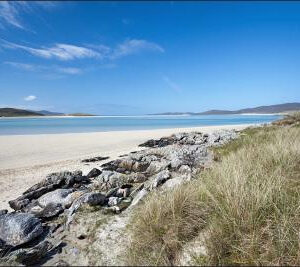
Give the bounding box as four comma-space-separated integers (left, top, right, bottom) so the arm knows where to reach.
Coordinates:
0, 1, 300, 115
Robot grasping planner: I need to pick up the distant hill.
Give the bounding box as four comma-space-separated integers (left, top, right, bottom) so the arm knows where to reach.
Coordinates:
35, 110, 65, 116
151, 103, 300, 116
0, 108, 44, 117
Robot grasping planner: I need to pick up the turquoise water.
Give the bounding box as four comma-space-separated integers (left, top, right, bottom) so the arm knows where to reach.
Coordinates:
0, 115, 281, 135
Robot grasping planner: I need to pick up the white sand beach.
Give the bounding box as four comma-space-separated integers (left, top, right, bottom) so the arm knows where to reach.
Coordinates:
0, 124, 252, 210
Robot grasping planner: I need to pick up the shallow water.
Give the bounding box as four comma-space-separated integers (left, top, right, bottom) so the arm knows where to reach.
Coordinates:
0, 114, 281, 135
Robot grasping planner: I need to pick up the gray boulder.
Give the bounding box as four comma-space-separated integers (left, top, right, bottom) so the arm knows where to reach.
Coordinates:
0, 212, 43, 247
4, 240, 52, 265
37, 189, 74, 208
86, 168, 102, 179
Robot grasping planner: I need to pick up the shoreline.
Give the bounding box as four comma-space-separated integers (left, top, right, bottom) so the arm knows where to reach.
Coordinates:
0, 124, 253, 210
0, 113, 283, 119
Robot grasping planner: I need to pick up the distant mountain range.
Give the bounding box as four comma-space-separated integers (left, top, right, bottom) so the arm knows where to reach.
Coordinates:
151, 103, 300, 116
0, 108, 44, 117
0, 108, 94, 117
1, 103, 299, 117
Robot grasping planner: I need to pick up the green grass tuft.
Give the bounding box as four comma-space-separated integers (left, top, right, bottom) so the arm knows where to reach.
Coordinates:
126, 124, 300, 265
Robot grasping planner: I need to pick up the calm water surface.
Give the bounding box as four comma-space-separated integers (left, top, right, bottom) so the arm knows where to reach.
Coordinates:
0, 115, 281, 135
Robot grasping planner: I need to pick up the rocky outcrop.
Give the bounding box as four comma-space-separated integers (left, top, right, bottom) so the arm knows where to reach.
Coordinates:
0, 212, 43, 247
82, 156, 109, 163
1, 129, 238, 265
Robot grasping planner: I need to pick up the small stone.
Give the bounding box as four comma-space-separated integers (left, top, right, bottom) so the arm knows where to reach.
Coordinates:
86, 168, 102, 179
108, 197, 121, 207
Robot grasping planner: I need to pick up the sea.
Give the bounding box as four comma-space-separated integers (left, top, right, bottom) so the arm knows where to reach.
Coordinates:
0, 114, 281, 135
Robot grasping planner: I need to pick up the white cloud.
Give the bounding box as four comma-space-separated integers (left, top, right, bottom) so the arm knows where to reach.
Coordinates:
0, 1, 57, 30
163, 76, 181, 92
3, 41, 101, 60
1, 39, 164, 63
24, 95, 36, 101
112, 39, 164, 59
0, 2, 25, 29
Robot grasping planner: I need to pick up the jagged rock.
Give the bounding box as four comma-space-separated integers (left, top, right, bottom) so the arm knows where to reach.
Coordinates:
146, 159, 170, 175
35, 203, 64, 218
87, 168, 102, 179
66, 192, 107, 226
24, 171, 83, 195
102, 158, 150, 174
139, 137, 174, 148
22, 189, 76, 218
82, 156, 109, 163
0, 212, 43, 247
9, 197, 30, 211
150, 170, 171, 188
94, 171, 134, 191
9, 171, 86, 211
4, 240, 52, 265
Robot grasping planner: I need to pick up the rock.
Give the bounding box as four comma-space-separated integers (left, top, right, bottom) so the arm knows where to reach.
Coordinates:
9, 197, 30, 211
129, 184, 144, 199
8, 171, 86, 211
130, 188, 149, 207
146, 159, 170, 175
117, 197, 132, 211
108, 197, 121, 207
37, 189, 74, 208
66, 192, 107, 226
116, 188, 130, 198
105, 198, 132, 214
105, 187, 119, 198
87, 168, 102, 179
0, 209, 8, 216
131, 173, 148, 183
131, 161, 150, 172
24, 171, 80, 195
81, 156, 109, 163
0, 212, 43, 247
35, 203, 64, 218
5, 240, 52, 265
151, 170, 171, 188
139, 137, 174, 148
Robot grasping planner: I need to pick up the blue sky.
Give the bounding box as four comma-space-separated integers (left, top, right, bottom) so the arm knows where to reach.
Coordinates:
0, 1, 299, 115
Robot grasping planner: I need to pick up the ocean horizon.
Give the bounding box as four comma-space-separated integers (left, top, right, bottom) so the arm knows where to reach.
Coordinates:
0, 114, 281, 135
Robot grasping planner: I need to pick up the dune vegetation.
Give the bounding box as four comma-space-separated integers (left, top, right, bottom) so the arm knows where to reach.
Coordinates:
126, 113, 300, 265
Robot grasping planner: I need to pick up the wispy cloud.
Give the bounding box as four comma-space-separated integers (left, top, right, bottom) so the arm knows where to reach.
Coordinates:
0, 1, 57, 30
0, 2, 25, 29
1, 39, 164, 61
2, 41, 101, 60
4, 61, 37, 71
112, 39, 164, 59
4, 61, 83, 76
24, 95, 36, 101
163, 76, 181, 92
